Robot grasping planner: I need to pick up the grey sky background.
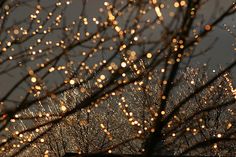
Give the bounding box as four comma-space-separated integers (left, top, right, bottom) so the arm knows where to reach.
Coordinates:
86, 0, 236, 80
0, 0, 235, 104
42, 0, 236, 79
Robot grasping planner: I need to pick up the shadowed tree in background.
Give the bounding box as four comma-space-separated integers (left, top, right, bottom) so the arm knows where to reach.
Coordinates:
0, 0, 235, 156
7, 66, 236, 157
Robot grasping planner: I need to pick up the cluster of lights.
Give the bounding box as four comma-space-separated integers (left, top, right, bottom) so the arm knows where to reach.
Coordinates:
100, 123, 113, 140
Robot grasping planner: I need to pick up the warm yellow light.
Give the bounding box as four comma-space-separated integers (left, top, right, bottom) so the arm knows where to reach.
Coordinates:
100, 123, 105, 129
108, 11, 115, 21
146, 53, 152, 59
155, 6, 162, 18
69, 79, 75, 85
13, 29, 19, 35
161, 111, 165, 115
31, 77, 37, 83
115, 26, 121, 32
227, 123, 232, 129
204, 24, 212, 31
121, 62, 127, 68
49, 67, 55, 72
60, 105, 67, 112
35, 85, 41, 90
180, 1, 186, 6
40, 138, 45, 143
174, 2, 180, 8
100, 74, 106, 80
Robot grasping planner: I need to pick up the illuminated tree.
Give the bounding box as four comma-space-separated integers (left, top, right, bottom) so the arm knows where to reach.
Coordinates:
1, 66, 235, 157
0, 0, 235, 156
